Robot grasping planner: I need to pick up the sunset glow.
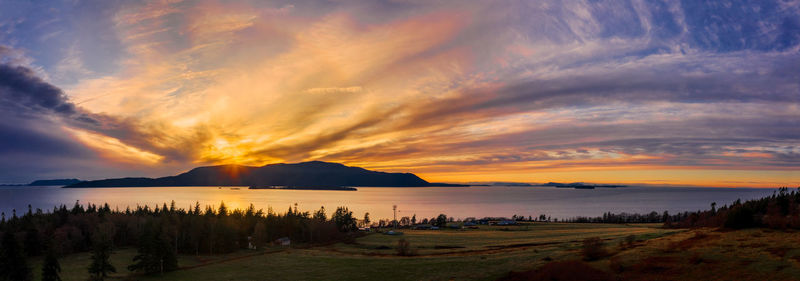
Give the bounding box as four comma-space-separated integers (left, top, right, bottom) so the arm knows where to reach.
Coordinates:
1, 1, 798, 187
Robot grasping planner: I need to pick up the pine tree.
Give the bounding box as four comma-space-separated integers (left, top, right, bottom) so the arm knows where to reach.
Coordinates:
41, 245, 61, 281
0, 231, 32, 281
128, 221, 178, 275
87, 229, 116, 280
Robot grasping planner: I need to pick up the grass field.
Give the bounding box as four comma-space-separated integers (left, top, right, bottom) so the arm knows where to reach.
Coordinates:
29, 223, 800, 280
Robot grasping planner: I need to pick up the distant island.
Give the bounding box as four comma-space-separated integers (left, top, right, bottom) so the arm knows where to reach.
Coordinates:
248, 185, 358, 191
30, 179, 83, 186
466, 181, 534, 186
0, 178, 83, 187
67, 161, 462, 189
539, 182, 626, 189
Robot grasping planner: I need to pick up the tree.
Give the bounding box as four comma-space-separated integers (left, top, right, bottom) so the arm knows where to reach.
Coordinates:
41, 245, 61, 281
313, 206, 327, 221
128, 221, 178, 275
435, 214, 448, 227
218, 201, 228, 217
0, 231, 32, 281
332, 207, 357, 232
23, 228, 41, 257
363, 213, 370, 227
251, 221, 268, 250
88, 229, 116, 281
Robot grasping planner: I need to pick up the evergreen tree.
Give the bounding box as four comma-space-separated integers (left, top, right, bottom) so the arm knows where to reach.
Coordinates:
332, 207, 356, 232
252, 221, 267, 250
88, 229, 116, 281
313, 206, 327, 221
23, 228, 41, 256
217, 201, 228, 217
41, 245, 61, 281
128, 221, 178, 275
0, 231, 32, 281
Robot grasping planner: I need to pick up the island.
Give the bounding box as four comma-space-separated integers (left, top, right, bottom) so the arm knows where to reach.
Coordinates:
249, 185, 358, 191
1, 179, 83, 187
540, 182, 626, 189
66, 161, 462, 189
29, 179, 83, 186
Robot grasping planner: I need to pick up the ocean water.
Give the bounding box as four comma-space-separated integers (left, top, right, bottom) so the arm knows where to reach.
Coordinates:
0, 185, 779, 220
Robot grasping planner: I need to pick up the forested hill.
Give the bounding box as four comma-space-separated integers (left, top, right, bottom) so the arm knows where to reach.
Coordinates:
67, 161, 433, 188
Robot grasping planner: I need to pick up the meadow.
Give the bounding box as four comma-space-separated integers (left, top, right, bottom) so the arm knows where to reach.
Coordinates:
26, 222, 800, 280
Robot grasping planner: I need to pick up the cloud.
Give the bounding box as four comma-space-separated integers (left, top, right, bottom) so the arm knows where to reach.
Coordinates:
0, 63, 76, 115
1, 0, 799, 186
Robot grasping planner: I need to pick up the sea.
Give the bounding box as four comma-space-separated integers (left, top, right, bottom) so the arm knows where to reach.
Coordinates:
0, 185, 780, 221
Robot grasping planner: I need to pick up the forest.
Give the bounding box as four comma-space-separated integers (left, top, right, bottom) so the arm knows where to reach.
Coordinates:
0, 201, 358, 281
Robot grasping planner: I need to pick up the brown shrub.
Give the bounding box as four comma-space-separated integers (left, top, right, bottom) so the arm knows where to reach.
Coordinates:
688, 252, 704, 264
582, 237, 608, 261
609, 257, 625, 273
498, 261, 614, 281
625, 234, 636, 246
396, 239, 416, 256
767, 247, 789, 258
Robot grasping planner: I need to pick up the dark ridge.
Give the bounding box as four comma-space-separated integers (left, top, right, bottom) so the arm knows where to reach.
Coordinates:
66, 161, 432, 188
28, 179, 82, 186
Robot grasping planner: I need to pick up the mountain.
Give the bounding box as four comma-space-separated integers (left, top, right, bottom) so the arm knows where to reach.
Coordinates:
66, 161, 435, 188
28, 179, 82, 186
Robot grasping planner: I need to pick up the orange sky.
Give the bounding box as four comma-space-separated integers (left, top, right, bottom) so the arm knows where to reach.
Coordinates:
1, 1, 798, 187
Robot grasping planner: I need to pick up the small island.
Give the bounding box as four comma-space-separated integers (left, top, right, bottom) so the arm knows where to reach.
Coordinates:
540, 182, 626, 189
249, 185, 357, 191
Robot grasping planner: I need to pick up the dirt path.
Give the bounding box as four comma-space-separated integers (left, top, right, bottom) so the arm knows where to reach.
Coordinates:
176, 248, 287, 271
315, 240, 586, 258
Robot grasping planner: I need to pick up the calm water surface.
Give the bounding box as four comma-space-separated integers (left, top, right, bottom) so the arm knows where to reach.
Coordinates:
0, 186, 778, 220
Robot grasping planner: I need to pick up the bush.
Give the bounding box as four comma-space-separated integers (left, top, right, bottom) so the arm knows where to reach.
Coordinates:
396, 239, 415, 256
724, 206, 756, 229
625, 234, 636, 246
582, 237, 607, 261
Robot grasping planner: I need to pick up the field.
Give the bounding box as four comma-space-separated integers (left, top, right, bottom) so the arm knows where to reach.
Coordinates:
29, 223, 800, 280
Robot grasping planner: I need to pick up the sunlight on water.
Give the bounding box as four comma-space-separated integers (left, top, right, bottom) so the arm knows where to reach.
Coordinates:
0, 186, 778, 220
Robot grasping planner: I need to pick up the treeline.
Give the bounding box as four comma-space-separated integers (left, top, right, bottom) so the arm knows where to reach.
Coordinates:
669, 187, 800, 229
564, 211, 666, 224
559, 187, 800, 227
0, 201, 359, 280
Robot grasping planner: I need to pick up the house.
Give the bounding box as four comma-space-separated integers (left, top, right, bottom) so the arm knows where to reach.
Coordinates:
496, 220, 518, 226
247, 236, 257, 250
463, 222, 477, 226
274, 237, 291, 246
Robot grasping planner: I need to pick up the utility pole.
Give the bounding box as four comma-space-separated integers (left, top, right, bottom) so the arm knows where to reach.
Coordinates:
393, 205, 397, 229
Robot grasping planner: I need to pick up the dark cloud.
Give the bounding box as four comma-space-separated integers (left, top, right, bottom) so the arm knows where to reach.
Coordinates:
0, 64, 76, 115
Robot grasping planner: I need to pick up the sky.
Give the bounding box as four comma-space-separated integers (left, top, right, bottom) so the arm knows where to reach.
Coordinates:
0, 0, 798, 187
